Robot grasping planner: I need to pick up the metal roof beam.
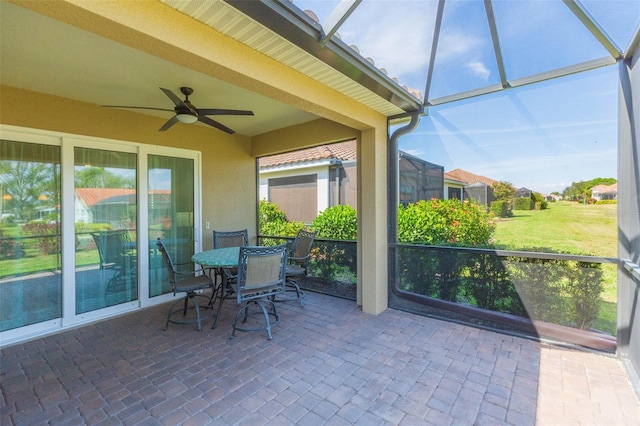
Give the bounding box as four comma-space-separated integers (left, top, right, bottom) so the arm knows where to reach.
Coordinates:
508, 56, 616, 87
428, 56, 615, 107
484, 0, 509, 88
563, 0, 622, 59
423, 0, 446, 106
320, 0, 361, 46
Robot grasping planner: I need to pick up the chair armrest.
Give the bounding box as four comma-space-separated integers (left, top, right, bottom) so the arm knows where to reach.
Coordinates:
174, 261, 208, 276
288, 255, 310, 262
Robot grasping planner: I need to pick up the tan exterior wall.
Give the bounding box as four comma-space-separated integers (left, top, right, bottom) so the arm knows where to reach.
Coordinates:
252, 119, 361, 157
0, 85, 255, 250
2, 0, 391, 315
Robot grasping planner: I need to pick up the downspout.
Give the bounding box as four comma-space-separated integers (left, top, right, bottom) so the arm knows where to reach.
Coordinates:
388, 110, 423, 294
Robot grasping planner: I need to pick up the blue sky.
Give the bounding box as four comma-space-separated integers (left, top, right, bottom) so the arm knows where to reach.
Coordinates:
292, 0, 638, 193
398, 66, 618, 193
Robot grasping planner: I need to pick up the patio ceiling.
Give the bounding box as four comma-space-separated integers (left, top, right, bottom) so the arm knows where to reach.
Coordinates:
1, 0, 638, 137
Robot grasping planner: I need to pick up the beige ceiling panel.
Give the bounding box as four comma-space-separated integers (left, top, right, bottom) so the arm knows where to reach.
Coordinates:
161, 0, 404, 117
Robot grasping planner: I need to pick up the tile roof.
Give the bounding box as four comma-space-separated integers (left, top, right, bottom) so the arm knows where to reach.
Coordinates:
591, 183, 617, 193
444, 168, 497, 186
75, 189, 170, 207
259, 140, 357, 168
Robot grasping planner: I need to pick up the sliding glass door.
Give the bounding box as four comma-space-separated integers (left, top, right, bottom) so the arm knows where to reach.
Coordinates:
0, 126, 201, 345
0, 140, 61, 331
148, 155, 195, 297
74, 147, 138, 314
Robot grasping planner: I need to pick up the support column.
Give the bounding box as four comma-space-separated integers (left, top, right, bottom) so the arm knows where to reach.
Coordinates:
358, 126, 388, 314
617, 42, 640, 396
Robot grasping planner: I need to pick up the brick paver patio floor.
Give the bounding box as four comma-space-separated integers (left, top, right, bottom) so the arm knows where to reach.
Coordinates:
1, 291, 639, 425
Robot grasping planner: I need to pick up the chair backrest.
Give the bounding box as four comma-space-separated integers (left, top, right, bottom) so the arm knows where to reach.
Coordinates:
213, 229, 249, 249
236, 245, 287, 302
290, 229, 316, 266
155, 238, 177, 290
92, 230, 131, 269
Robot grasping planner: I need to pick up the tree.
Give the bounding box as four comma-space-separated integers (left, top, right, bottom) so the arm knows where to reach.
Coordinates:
492, 181, 516, 204
74, 167, 134, 189
563, 178, 616, 201
0, 160, 58, 221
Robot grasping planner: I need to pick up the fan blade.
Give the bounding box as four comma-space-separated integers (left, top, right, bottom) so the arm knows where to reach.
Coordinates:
196, 109, 254, 116
102, 105, 175, 112
159, 115, 179, 131
159, 88, 192, 111
198, 115, 235, 134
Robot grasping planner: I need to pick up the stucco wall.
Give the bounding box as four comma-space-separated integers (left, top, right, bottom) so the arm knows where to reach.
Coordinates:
0, 85, 255, 249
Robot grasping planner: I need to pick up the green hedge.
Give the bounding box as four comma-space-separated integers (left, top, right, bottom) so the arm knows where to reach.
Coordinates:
490, 200, 511, 218
514, 197, 533, 210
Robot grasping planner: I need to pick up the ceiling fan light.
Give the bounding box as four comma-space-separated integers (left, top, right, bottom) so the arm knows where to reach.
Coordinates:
176, 113, 197, 124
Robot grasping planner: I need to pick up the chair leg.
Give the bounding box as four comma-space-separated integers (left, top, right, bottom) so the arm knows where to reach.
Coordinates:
164, 296, 185, 331
183, 296, 189, 316
285, 278, 305, 307
231, 300, 279, 340
164, 292, 212, 331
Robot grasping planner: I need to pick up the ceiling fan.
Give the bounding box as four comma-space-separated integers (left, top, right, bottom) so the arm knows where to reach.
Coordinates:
103, 87, 254, 134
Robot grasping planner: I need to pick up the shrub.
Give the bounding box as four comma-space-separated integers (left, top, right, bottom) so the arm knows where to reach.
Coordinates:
397, 199, 495, 247
490, 200, 511, 218
595, 200, 617, 205
21, 220, 61, 255
307, 205, 357, 282
567, 262, 603, 330
514, 197, 533, 210
397, 199, 496, 303
311, 205, 357, 240
532, 192, 548, 210
258, 200, 305, 241
0, 229, 20, 259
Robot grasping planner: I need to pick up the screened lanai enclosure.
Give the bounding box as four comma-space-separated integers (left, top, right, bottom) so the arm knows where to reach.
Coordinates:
1, 0, 639, 399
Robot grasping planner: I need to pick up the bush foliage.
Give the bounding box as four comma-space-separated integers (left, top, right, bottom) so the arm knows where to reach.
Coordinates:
259, 198, 605, 332
514, 197, 533, 210
258, 199, 305, 239
397, 199, 495, 246
311, 205, 357, 240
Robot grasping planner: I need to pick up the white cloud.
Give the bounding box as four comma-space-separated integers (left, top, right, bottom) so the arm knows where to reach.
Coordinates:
465, 61, 490, 80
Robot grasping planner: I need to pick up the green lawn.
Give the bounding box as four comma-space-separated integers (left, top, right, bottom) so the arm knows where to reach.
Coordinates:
492, 201, 618, 335
492, 201, 617, 258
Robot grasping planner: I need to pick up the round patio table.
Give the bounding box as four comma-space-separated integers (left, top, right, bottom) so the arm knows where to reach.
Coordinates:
192, 246, 241, 328
191, 246, 239, 269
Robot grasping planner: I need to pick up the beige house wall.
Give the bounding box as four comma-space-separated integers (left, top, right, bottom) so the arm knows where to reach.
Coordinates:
1, 0, 391, 314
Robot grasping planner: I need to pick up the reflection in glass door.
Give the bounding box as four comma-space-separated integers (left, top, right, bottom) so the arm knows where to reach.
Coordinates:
74, 147, 137, 314
0, 140, 61, 331
148, 155, 194, 297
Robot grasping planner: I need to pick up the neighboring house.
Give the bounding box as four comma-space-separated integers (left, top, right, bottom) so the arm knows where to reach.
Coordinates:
259, 140, 444, 222
398, 151, 444, 205
591, 183, 618, 201
75, 188, 171, 227
259, 141, 358, 223
444, 169, 497, 206
516, 187, 534, 199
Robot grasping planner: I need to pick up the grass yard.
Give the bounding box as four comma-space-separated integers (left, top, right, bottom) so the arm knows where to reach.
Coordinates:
492, 201, 617, 258
492, 201, 618, 335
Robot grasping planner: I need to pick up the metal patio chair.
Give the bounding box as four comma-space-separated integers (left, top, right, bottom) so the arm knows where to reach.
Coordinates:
92, 230, 135, 294
229, 244, 287, 340
282, 229, 315, 307
212, 229, 249, 283
156, 238, 216, 331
